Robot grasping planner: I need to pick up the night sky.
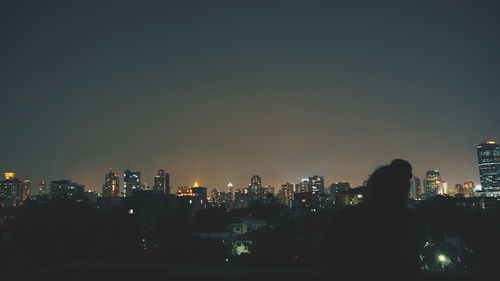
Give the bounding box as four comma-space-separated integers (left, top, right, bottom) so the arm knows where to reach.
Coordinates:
1, 0, 499, 192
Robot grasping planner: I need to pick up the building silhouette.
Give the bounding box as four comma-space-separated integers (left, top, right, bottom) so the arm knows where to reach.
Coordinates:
423, 170, 441, 198
308, 175, 325, 193
103, 170, 120, 197
477, 141, 500, 194
153, 169, 170, 194
123, 169, 141, 197
280, 182, 294, 207
49, 179, 85, 200
0, 172, 22, 207
409, 177, 421, 199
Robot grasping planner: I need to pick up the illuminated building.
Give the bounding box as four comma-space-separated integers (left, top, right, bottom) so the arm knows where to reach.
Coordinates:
280, 182, 294, 207
409, 177, 421, 199
49, 180, 85, 200
123, 169, 141, 197
438, 180, 449, 195
463, 181, 474, 197
177, 183, 208, 216
453, 184, 463, 197
249, 175, 262, 191
336, 187, 365, 207
308, 175, 325, 193
0, 172, 22, 207
423, 170, 441, 198
476, 141, 500, 193
329, 182, 351, 194
37, 178, 46, 196
21, 179, 31, 201
293, 192, 319, 210
295, 179, 309, 193
103, 170, 120, 197
153, 169, 170, 194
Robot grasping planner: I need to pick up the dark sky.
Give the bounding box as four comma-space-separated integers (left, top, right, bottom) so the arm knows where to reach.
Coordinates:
1, 0, 499, 192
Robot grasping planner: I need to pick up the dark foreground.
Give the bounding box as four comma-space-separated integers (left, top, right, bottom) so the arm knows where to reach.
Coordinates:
2, 263, 498, 281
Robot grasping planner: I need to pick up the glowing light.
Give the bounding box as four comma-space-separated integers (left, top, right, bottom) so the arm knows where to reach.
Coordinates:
228, 182, 233, 188
193, 181, 199, 188
437, 254, 447, 262
4, 172, 15, 179
486, 141, 497, 144
128, 209, 134, 215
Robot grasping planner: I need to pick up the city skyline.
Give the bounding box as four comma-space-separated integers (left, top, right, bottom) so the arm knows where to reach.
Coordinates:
1, 1, 499, 193
1, 140, 494, 193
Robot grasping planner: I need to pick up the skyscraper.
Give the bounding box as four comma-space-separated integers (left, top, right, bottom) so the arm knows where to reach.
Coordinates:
37, 178, 46, 196
409, 177, 421, 199
21, 179, 31, 201
153, 169, 170, 194
0, 172, 21, 207
123, 169, 141, 197
476, 141, 500, 193
308, 175, 325, 193
249, 175, 262, 193
103, 170, 120, 197
423, 170, 441, 198
295, 179, 309, 193
281, 182, 294, 207
438, 180, 449, 195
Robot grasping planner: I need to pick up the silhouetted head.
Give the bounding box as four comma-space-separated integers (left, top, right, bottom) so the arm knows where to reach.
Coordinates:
366, 159, 412, 205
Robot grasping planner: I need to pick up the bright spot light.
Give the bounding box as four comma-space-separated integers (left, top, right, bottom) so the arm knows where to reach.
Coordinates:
437, 254, 447, 262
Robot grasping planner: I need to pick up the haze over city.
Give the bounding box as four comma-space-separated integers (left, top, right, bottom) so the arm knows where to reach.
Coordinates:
1, 1, 499, 192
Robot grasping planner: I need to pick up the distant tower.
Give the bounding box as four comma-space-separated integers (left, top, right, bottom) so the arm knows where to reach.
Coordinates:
438, 180, 448, 195
37, 178, 46, 196
21, 179, 31, 201
308, 175, 325, 193
296, 179, 309, 193
476, 141, 500, 193
153, 169, 170, 194
423, 170, 441, 198
123, 169, 141, 197
0, 172, 22, 207
249, 175, 262, 193
329, 182, 351, 194
409, 177, 421, 199
281, 182, 294, 207
103, 170, 120, 197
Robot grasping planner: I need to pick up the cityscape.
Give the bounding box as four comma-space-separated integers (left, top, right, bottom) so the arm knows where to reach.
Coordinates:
1, 141, 500, 280
1, 141, 500, 208
2, 1, 500, 280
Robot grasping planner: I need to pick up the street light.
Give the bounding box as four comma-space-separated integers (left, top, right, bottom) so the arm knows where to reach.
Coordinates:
437, 254, 448, 270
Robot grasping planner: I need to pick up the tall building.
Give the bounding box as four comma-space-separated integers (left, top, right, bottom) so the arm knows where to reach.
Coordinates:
37, 178, 46, 196
123, 169, 141, 197
438, 180, 449, 195
409, 177, 421, 199
308, 175, 325, 193
21, 179, 31, 201
329, 182, 351, 194
281, 182, 294, 207
49, 180, 85, 200
153, 169, 170, 194
0, 172, 22, 207
295, 179, 309, 193
103, 170, 120, 197
249, 175, 262, 193
423, 170, 441, 198
476, 141, 500, 193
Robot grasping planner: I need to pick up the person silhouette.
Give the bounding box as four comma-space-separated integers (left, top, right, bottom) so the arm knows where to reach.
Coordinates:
321, 159, 420, 281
